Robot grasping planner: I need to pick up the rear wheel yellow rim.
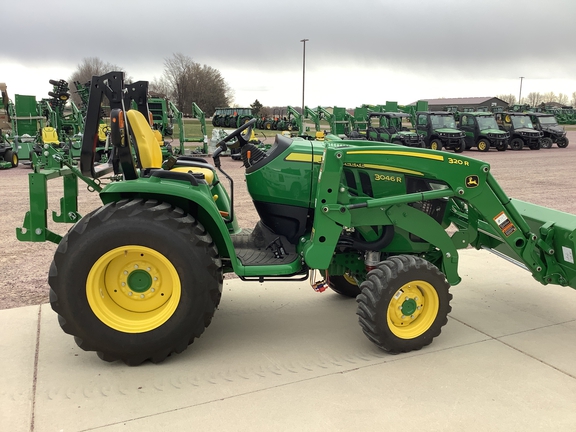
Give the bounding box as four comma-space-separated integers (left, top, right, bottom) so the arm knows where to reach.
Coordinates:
86, 245, 181, 333
387, 280, 439, 339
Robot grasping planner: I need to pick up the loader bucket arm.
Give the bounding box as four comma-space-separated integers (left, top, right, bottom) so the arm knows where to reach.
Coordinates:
303, 142, 576, 289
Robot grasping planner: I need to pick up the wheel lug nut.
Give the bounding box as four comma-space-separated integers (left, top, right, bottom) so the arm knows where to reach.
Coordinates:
128, 292, 133, 296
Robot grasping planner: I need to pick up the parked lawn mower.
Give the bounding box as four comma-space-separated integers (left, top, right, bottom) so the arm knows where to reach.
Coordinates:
18, 72, 576, 366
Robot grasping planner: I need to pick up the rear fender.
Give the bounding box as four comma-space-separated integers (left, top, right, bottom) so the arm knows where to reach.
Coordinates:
99, 177, 240, 267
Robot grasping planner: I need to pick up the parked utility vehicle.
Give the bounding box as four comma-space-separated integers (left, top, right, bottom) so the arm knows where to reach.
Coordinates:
413, 111, 466, 152
496, 112, 542, 150
458, 112, 509, 152
527, 112, 569, 149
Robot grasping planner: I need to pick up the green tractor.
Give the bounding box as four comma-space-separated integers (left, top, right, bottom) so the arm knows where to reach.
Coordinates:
365, 112, 425, 147
18, 72, 576, 365
212, 107, 253, 128
458, 112, 509, 152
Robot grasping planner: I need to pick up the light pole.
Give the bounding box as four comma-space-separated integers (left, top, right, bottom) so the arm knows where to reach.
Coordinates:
518, 76, 524, 104
301, 39, 309, 113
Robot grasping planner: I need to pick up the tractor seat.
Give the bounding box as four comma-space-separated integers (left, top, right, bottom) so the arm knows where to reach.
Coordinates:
41, 127, 60, 144
125, 110, 215, 184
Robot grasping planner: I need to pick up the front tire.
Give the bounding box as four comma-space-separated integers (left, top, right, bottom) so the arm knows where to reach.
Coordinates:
356, 255, 452, 353
328, 273, 362, 298
540, 137, 553, 149
453, 139, 465, 153
476, 138, 490, 152
429, 138, 443, 151
557, 136, 569, 148
509, 137, 524, 150
49, 199, 223, 365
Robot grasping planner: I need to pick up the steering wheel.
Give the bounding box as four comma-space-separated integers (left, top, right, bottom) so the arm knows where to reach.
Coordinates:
213, 118, 257, 166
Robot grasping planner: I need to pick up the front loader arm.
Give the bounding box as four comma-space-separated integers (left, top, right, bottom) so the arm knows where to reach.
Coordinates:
302, 143, 576, 289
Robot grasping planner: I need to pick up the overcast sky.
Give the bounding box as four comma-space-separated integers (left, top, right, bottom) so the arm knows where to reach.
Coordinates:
3, 0, 576, 108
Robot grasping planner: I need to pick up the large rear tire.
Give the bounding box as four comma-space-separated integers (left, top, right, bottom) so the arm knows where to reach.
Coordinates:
49, 199, 223, 365
356, 255, 451, 353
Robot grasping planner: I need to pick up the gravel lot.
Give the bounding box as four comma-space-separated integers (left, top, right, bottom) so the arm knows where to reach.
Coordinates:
1, 133, 575, 310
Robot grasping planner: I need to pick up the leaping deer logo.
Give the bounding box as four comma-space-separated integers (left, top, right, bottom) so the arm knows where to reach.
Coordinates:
466, 175, 479, 188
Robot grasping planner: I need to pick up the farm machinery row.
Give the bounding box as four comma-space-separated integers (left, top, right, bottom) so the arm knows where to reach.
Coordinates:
0, 79, 211, 170
308, 101, 569, 152
16, 71, 576, 366
0, 79, 87, 169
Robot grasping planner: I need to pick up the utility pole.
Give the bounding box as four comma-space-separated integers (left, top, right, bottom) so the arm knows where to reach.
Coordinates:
301, 39, 309, 114
519, 76, 524, 104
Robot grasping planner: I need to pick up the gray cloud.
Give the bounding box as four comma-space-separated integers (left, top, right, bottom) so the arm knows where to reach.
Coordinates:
3, 0, 576, 104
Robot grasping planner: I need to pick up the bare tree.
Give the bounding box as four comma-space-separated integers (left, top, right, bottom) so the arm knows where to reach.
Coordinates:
497, 94, 516, 105
542, 91, 557, 103
68, 57, 128, 105
149, 76, 171, 98
525, 92, 542, 107
161, 53, 232, 116
557, 93, 569, 106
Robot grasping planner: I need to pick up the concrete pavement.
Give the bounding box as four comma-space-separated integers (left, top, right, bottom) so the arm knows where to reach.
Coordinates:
2, 249, 576, 431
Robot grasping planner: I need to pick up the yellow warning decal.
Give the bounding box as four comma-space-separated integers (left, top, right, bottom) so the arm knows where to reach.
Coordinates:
284, 152, 323, 163
345, 150, 444, 162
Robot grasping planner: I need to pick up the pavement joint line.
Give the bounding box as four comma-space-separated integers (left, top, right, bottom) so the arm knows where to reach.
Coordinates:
30, 305, 42, 432
449, 315, 576, 380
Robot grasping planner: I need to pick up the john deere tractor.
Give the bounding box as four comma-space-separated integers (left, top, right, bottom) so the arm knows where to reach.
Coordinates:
18, 72, 576, 365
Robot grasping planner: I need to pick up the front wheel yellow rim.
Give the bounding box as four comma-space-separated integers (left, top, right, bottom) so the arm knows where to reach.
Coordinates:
387, 280, 439, 339
86, 245, 181, 333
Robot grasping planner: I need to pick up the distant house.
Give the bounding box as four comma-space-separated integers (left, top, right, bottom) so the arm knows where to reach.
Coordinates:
409, 97, 509, 111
